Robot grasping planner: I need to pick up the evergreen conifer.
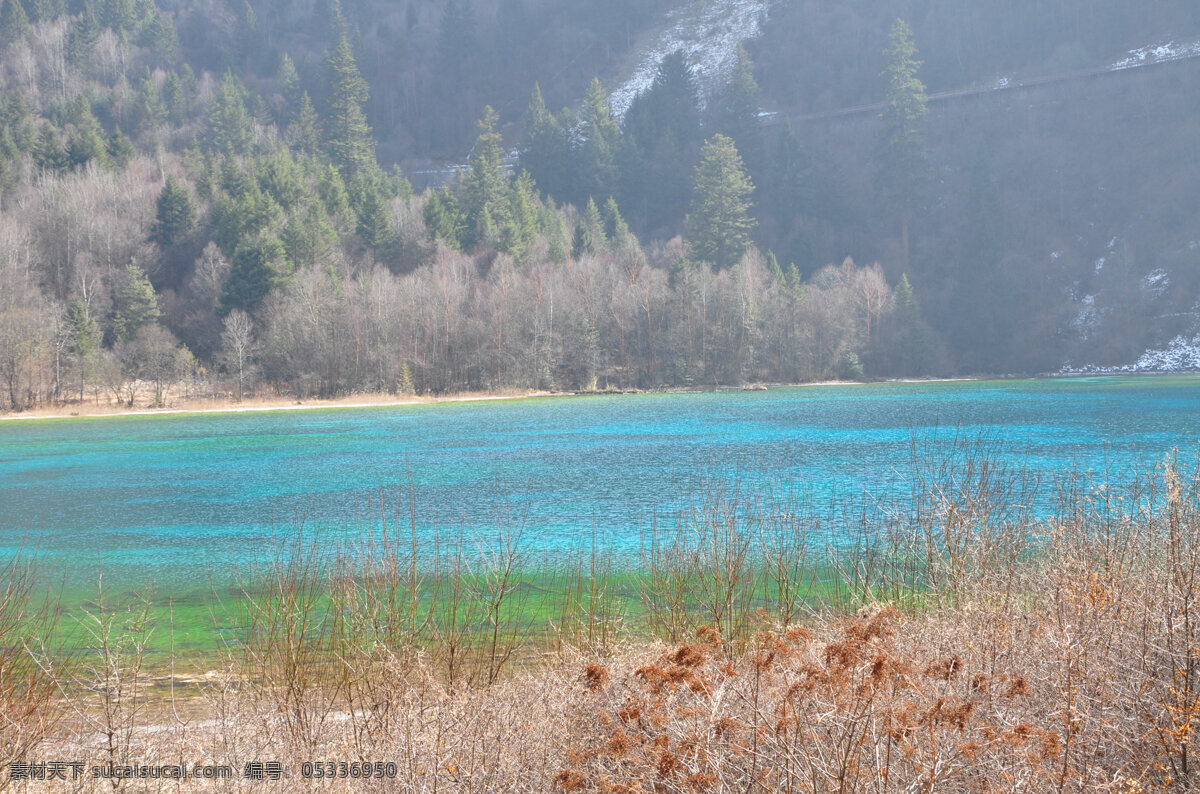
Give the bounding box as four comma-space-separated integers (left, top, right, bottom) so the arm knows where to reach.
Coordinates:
689, 134, 756, 270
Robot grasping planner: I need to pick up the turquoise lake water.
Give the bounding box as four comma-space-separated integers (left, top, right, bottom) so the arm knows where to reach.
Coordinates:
1, 377, 1198, 594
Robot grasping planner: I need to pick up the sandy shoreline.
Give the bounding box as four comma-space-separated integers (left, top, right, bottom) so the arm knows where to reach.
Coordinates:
0, 389, 577, 422
4, 373, 1175, 422
0, 380, 966, 422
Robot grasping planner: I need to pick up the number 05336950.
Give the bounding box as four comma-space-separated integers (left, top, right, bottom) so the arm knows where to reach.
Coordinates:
300, 761, 398, 779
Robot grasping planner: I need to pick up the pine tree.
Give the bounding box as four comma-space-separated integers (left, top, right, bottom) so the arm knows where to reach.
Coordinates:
618, 50, 700, 234
219, 155, 249, 196
889, 272, 932, 373
162, 70, 187, 124
151, 174, 196, 246
131, 0, 153, 27
423, 188, 466, 249
353, 173, 392, 250
234, 0, 258, 66
100, 0, 134, 32
710, 45, 762, 171
67, 0, 100, 63
66, 298, 100, 398
765, 249, 785, 281
220, 234, 291, 314
0, 127, 17, 209
26, 0, 49, 24
275, 53, 302, 122
281, 202, 337, 267
249, 94, 272, 131
59, 97, 108, 170
2, 92, 33, 151
319, 0, 346, 40
325, 31, 375, 182
643, 50, 700, 145
572, 196, 604, 259
895, 273, 919, 325
287, 91, 321, 158
500, 170, 538, 261
540, 200, 569, 262
179, 63, 197, 101
463, 105, 510, 249
207, 72, 253, 155
212, 181, 281, 255
518, 84, 568, 201
875, 18, 930, 272
112, 261, 161, 342
134, 70, 166, 141
0, 124, 13, 162
193, 150, 218, 199
137, 10, 178, 64
398, 361, 415, 393
28, 0, 63, 24
571, 221, 592, 260
107, 127, 134, 168
234, 183, 281, 240
603, 196, 628, 245
316, 163, 352, 225
387, 165, 412, 201
257, 148, 306, 210
33, 123, 67, 172
1, 0, 30, 47
689, 134, 756, 270
574, 78, 619, 206
66, 113, 109, 170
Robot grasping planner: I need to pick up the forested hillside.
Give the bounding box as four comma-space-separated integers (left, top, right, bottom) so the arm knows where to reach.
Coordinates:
1, 0, 1197, 411
749, 0, 1200, 374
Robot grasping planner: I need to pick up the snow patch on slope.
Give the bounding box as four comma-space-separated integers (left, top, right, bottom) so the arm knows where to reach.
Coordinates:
1062, 335, 1200, 375
609, 0, 771, 118
1059, 257, 1200, 373
1110, 39, 1200, 71
1141, 268, 1169, 295
1133, 336, 1200, 371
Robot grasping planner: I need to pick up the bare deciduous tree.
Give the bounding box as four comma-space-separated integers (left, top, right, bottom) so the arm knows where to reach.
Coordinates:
220, 309, 257, 401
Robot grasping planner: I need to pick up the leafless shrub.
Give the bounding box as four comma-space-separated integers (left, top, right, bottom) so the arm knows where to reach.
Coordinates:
231, 531, 347, 756
0, 549, 69, 791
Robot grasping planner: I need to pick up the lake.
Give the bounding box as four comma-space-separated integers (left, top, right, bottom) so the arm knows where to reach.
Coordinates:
2, 377, 1198, 598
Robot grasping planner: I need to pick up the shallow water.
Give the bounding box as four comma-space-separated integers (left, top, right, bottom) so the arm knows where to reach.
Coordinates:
1, 377, 1198, 596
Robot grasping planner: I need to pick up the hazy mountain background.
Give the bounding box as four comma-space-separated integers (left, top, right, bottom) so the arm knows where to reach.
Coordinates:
2, 0, 1199, 409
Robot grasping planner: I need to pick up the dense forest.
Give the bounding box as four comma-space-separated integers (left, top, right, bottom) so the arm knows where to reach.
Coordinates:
0, 0, 1197, 410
